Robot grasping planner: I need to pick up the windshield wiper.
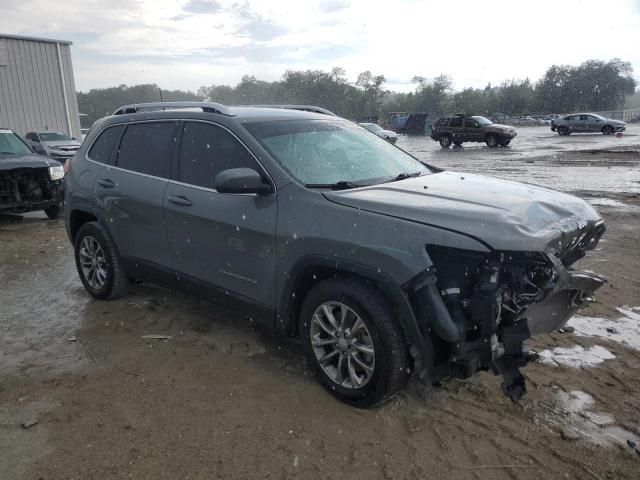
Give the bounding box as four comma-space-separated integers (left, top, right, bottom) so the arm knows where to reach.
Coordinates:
387, 172, 423, 182
305, 181, 359, 190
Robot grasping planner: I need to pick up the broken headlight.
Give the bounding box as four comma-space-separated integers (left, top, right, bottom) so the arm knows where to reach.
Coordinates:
48, 165, 64, 181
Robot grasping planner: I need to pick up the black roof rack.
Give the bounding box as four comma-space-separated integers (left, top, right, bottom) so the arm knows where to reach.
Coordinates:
112, 102, 234, 116
237, 104, 336, 116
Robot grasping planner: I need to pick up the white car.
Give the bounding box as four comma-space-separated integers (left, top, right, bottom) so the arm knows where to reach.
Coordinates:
359, 123, 398, 144
25, 131, 81, 161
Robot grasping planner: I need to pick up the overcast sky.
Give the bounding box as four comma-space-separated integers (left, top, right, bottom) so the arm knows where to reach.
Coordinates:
1, 0, 639, 93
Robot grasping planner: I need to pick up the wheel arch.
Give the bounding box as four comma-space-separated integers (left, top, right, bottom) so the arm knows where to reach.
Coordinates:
68, 208, 99, 242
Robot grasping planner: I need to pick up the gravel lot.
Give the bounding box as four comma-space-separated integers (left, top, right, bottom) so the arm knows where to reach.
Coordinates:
1, 126, 639, 479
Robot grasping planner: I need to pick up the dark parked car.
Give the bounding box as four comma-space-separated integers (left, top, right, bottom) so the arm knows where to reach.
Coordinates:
25, 131, 81, 161
65, 102, 605, 406
431, 114, 517, 148
551, 113, 626, 135
0, 127, 65, 219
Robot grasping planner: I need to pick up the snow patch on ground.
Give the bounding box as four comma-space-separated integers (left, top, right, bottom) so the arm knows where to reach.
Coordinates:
566, 306, 640, 351
538, 345, 615, 368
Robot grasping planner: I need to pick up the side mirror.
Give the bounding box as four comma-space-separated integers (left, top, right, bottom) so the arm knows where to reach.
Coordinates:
215, 168, 273, 195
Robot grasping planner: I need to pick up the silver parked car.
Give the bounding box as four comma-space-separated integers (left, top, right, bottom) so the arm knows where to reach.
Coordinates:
359, 122, 399, 144
25, 131, 81, 161
551, 113, 626, 136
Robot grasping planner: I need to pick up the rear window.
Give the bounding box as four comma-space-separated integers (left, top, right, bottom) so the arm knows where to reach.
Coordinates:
87, 125, 124, 164
449, 117, 463, 127
116, 122, 177, 178
435, 118, 449, 127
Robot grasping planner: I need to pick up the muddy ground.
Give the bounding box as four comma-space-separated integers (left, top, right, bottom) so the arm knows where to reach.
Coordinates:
1, 127, 640, 479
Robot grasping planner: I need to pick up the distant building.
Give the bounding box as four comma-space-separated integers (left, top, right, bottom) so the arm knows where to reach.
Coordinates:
0, 33, 81, 139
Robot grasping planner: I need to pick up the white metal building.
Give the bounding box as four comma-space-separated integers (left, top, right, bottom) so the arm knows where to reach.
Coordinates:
0, 34, 81, 139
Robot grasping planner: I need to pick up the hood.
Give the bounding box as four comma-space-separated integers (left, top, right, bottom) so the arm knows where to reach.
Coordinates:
607, 119, 626, 125
323, 171, 602, 252
489, 123, 514, 131
0, 153, 63, 171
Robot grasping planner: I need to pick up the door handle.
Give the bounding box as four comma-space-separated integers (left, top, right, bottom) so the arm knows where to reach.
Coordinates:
97, 178, 115, 188
167, 195, 193, 207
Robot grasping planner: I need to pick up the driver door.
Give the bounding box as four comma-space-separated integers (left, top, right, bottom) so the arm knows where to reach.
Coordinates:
463, 118, 482, 142
164, 121, 278, 308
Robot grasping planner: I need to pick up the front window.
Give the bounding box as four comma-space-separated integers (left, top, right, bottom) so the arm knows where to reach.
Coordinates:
0, 130, 32, 156
38, 132, 73, 142
245, 120, 429, 186
472, 116, 493, 126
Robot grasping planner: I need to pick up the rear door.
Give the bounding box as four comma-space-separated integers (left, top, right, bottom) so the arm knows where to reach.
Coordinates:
93, 120, 177, 267
164, 120, 278, 307
449, 116, 464, 142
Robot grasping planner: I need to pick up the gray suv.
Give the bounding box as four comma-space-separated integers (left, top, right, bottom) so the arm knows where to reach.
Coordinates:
65, 102, 605, 407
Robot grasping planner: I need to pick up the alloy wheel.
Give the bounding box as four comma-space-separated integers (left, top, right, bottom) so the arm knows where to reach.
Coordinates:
78, 235, 107, 290
309, 301, 375, 389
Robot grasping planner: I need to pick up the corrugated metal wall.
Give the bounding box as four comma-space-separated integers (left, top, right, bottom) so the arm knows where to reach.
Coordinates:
0, 36, 81, 139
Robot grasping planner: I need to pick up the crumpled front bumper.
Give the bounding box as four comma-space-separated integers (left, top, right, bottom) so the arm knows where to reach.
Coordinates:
525, 257, 605, 335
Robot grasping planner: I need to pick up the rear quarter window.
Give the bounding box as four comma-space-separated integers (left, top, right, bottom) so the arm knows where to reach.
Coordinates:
87, 125, 124, 165
435, 118, 449, 127
116, 122, 177, 178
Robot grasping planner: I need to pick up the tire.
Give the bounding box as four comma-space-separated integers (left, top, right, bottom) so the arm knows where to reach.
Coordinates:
74, 221, 128, 300
44, 205, 60, 219
499, 140, 511, 147
439, 135, 452, 148
558, 126, 569, 136
299, 278, 410, 407
485, 134, 499, 148
602, 125, 614, 135
453, 141, 463, 147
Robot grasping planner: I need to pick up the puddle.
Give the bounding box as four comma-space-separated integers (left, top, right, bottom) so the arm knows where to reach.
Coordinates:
538, 345, 615, 368
586, 198, 629, 208
567, 307, 640, 351
535, 389, 638, 447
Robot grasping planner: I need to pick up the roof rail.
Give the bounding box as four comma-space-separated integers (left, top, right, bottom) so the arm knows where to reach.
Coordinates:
239, 104, 337, 116
112, 101, 234, 116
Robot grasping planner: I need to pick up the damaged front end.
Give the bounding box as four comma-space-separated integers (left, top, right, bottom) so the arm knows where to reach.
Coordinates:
0, 167, 63, 213
409, 221, 605, 402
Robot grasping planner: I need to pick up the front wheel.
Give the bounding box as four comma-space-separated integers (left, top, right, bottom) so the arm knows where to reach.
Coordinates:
299, 278, 410, 407
439, 135, 452, 148
602, 125, 614, 135
74, 221, 128, 300
486, 134, 499, 148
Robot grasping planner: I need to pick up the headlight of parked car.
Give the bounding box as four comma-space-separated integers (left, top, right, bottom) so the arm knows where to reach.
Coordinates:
49, 165, 64, 180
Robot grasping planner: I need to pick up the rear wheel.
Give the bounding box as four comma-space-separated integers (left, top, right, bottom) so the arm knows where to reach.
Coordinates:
74, 221, 128, 300
602, 125, 614, 135
299, 278, 410, 407
486, 134, 499, 148
44, 205, 60, 219
558, 126, 570, 136
439, 135, 452, 148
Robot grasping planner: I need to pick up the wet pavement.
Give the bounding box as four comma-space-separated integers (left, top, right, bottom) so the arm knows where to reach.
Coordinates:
398, 124, 640, 194
1, 133, 640, 479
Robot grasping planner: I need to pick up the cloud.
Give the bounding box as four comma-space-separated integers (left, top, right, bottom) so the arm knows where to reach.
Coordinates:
182, 0, 222, 14
235, 19, 288, 41
318, 0, 350, 13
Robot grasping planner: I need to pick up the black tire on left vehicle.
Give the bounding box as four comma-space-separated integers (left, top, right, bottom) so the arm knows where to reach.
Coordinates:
439, 135, 452, 148
299, 277, 411, 408
602, 125, 614, 135
44, 205, 60, 219
74, 221, 128, 300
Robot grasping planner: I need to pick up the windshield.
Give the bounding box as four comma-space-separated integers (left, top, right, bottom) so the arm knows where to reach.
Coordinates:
362, 123, 383, 132
472, 116, 494, 126
0, 130, 32, 156
245, 120, 429, 186
39, 132, 73, 142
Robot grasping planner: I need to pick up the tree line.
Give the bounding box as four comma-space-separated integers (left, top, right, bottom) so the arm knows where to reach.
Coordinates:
77, 59, 636, 126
